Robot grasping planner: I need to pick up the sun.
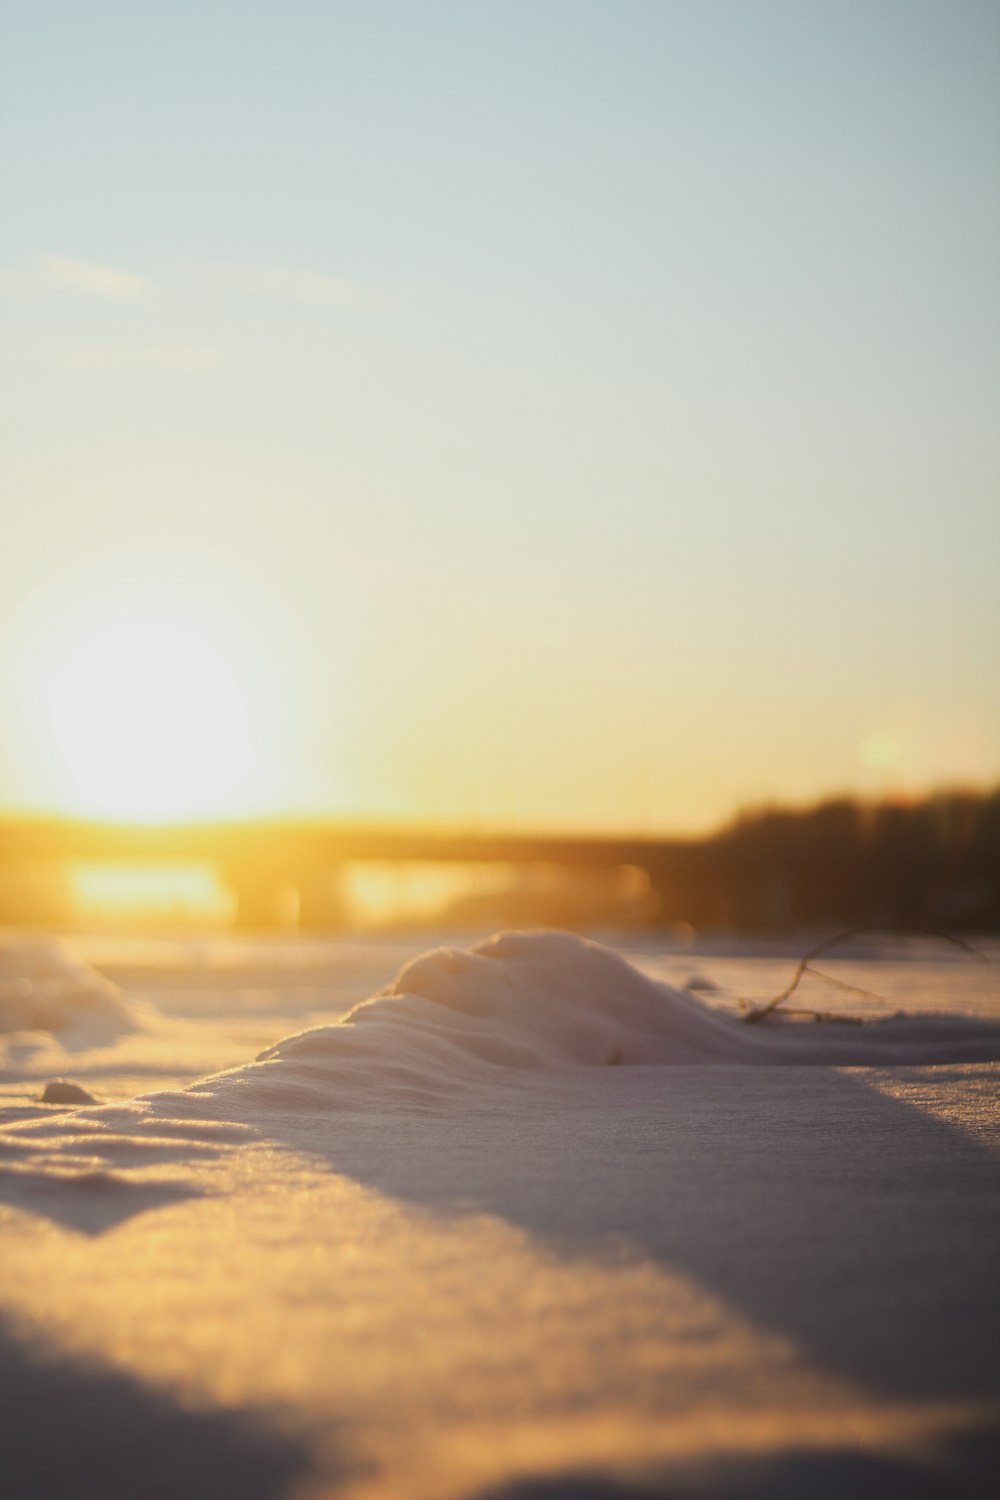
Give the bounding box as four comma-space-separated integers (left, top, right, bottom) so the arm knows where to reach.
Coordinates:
7, 547, 347, 826
44, 617, 260, 823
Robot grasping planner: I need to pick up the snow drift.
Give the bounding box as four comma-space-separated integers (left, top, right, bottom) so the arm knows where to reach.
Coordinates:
0, 938, 138, 1045
190, 931, 1000, 1116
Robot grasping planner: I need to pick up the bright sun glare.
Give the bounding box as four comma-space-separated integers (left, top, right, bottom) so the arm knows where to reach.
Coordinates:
45, 618, 258, 822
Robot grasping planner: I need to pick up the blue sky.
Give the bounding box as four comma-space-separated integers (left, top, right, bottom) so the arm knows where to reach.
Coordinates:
1, 2, 998, 831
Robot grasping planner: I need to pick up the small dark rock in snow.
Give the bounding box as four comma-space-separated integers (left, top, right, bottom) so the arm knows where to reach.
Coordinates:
685, 974, 720, 993
41, 1078, 98, 1105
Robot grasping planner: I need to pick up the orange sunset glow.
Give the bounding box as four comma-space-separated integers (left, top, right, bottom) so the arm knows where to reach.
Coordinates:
2, 8, 1000, 1500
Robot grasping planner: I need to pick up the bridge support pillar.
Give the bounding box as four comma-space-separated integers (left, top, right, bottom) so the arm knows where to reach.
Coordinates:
296, 866, 348, 931
228, 867, 293, 930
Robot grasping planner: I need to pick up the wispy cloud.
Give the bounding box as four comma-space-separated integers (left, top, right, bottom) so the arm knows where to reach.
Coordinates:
59, 342, 226, 373
224, 265, 386, 313
3, 255, 386, 315
39, 253, 149, 303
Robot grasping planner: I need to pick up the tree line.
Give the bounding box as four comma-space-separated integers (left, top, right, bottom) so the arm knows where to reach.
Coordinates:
653, 786, 1000, 931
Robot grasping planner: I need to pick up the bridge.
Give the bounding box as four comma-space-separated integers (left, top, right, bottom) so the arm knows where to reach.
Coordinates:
0, 817, 709, 927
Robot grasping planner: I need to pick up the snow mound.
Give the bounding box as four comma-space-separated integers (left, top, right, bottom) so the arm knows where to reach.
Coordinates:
0, 938, 140, 1045
40, 1078, 100, 1105
198, 931, 1000, 1114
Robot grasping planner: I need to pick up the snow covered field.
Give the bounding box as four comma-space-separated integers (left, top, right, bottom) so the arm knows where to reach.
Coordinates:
1, 928, 999, 1498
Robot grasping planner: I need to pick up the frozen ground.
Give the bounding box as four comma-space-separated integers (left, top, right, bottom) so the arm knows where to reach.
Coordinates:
1, 927, 998, 1499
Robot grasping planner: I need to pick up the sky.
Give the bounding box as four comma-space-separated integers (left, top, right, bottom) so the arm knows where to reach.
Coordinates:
1, 0, 998, 835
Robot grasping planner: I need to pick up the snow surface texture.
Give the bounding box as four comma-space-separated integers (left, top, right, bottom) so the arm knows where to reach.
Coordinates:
1, 931, 999, 1500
